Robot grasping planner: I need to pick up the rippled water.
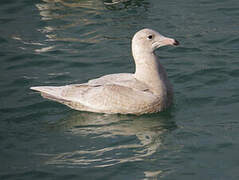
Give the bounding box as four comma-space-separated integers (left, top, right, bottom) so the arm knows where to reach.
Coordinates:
1, 0, 239, 179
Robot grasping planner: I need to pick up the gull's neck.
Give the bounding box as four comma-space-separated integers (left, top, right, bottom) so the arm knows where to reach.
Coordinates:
133, 50, 170, 96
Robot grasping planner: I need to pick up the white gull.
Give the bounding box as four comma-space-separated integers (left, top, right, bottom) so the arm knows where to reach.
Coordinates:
30, 28, 179, 115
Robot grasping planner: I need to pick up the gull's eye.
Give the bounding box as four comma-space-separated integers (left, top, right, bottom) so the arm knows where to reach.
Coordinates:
147, 35, 153, 40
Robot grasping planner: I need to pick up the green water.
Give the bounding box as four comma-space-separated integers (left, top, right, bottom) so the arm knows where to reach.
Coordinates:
1, 0, 239, 179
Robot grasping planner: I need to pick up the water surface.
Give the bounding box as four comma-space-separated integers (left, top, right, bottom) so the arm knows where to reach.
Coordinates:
1, 0, 239, 179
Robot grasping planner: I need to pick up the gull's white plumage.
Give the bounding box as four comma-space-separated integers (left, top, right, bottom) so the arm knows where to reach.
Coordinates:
30, 28, 179, 115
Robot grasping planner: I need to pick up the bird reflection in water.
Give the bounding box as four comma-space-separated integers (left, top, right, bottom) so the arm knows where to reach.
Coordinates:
45, 111, 176, 177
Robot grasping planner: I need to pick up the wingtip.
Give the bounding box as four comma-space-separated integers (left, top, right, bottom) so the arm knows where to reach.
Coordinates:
30, 86, 48, 93
30, 86, 40, 91
30, 86, 63, 97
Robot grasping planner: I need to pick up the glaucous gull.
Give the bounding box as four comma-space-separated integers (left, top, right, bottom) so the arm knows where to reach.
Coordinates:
30, 28, 179, 115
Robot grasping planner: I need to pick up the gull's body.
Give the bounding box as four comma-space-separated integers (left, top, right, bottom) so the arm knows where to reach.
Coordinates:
31, 28, 179, 115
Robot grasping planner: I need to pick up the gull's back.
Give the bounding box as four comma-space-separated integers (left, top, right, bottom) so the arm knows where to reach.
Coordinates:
31, 73, 163, 115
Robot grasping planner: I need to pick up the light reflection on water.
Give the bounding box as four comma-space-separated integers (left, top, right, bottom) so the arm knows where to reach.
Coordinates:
13, 0, 150, 54
34, 0, 149, 42
21, 0, 107, 53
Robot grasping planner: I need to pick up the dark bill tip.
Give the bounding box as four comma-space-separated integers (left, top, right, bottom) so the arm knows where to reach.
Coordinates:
173, 39, 180, 46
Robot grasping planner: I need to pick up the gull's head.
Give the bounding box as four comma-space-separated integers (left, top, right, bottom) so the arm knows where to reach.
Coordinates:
132, 28, 179, 54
